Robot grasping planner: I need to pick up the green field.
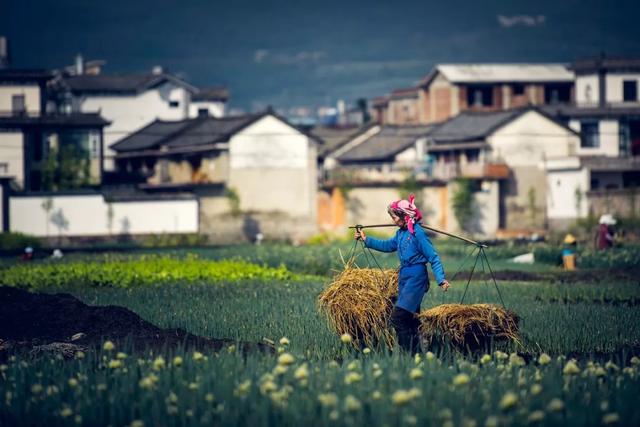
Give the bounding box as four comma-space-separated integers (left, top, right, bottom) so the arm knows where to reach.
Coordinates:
1, 242, 639, 426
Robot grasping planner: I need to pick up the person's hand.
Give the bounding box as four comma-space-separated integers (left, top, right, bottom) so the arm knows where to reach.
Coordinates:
439, 280, 450, 292
354, 228, 366, 241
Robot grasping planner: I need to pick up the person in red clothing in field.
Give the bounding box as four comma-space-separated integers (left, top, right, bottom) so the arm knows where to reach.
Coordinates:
597, 214, 616, 250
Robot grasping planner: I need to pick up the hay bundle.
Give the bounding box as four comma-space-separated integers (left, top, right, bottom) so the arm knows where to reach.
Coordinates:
318, 265, 398, 347
418, 304, 519, 350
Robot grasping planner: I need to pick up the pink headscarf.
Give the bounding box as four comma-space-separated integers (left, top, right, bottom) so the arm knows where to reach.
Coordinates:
388, 193, 423, 234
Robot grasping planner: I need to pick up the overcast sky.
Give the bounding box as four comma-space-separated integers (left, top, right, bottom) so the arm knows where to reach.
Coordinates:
2, 0, 640, 112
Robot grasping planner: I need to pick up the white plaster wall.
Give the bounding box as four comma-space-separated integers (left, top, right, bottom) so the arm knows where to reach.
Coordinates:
546, 168, 589, 219
9, 194, 198, 236
229, 115, 316, 218
606, 73, 640, 103
394, 144, 419, 164
488, 110, 578, 166
575, 74, 599, 106
230, 115, 308, 169
0, 85, 40, 114
188, 101, 225, 118
78, 83, 191, 170
0, 132, 24, 188
473, 180, 500, 237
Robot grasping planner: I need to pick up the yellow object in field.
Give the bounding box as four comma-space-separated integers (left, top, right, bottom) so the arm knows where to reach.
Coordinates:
563, 254, 576, 270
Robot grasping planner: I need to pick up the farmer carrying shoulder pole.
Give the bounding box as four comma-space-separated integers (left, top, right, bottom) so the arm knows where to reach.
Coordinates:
354, 194, 450, 353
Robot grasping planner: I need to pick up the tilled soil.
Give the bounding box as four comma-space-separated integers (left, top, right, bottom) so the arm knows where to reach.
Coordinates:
0, 286, 273, 360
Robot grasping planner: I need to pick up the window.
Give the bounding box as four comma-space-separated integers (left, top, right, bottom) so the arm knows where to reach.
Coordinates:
545, 84, 571, 104
581, 121, 600, 148
512, 84, 525, 96
197, 108, 209, 117
169, 100, 180, 108
467, 85, 493, 107
623, 80, 638, 102
11, 94, 26, 114
590, 178, 599, 190
0, 162, 8, 174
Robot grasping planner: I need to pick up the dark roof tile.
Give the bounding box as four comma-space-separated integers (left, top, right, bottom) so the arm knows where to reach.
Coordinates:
62, 73, 196, 94
337, 125, 432, 162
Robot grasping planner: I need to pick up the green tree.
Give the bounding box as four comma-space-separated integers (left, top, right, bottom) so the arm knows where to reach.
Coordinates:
225, 187, 242, 215
574, 186, 583, 218
527, 187, 537, 227
41, 140, 91, 191
41, 198, 54, 237
452, 178, 474, 233
399, 172, 421, 202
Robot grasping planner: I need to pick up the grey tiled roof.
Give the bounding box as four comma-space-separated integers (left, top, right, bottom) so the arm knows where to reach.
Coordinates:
337, 125, 432, 162
111, 114, 259, 152
427, 110, 522, 143
0, 69, 53, 83
0, 113, 109, 128
312, 125, 371, 157
541, 104, 640, 119
62, 73, 197, 94
192, 87, 229, 102
571, 56, 640, 73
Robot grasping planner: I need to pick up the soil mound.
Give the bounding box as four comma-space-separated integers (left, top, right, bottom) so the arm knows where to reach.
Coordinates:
0, 286, 274, 358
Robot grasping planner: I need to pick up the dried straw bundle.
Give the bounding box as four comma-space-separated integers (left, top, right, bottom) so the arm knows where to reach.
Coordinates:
318, 265, 398, 347
418, 303, 519, 349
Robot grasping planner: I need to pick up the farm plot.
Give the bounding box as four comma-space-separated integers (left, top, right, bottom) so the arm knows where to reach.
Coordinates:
1, 245, 639, 426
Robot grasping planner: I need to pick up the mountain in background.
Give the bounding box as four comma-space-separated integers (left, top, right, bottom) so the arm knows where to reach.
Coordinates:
3, 0, 640, 112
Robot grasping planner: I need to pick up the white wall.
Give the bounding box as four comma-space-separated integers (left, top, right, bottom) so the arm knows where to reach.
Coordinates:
474, 180, 500, 237
188, 101, 225, 118
229, 115, 316, 218
78, 82, 191, 170
394, 143, 420, 164
606, 73, 640, 104
488, 110, 578, 166
545, 158, 589, 219
9, 194, 198, 237
0, 85, 41, 114
230, 115, 309, 169
575, 74, 599, 106
0, 131, 24, 188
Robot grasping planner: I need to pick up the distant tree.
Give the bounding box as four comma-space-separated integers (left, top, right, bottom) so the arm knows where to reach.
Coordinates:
41, 142, 91, 191
452, 178, 474, 233
41, 198, 54, 237
527, 187, 537, 226
356, 98, 371, 124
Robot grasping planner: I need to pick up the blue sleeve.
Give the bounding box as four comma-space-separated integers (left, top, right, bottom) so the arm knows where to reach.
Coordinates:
364, 231, 398, 253
416, 228, 446, 285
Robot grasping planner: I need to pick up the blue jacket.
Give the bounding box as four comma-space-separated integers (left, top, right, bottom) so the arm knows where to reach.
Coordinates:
364, 225, 446, 312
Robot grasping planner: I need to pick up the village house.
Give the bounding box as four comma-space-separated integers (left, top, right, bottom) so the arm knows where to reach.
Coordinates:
374, 63, 574, 125
320, 106, 579, 236
51, 56, 229, 172
110, 110, 320, 242
541, 55, 640, 228
0, 68, 109, 192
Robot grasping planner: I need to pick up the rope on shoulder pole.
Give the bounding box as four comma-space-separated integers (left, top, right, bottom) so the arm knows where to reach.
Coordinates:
350, 222, 508, 308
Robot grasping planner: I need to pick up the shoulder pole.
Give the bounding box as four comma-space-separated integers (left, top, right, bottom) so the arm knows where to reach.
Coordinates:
349, 223, 486, 248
